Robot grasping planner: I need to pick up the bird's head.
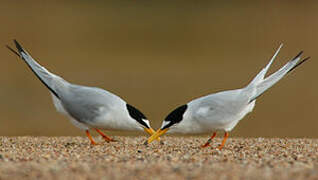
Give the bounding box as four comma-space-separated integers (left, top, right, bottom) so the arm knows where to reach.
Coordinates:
126, 104, 158, 138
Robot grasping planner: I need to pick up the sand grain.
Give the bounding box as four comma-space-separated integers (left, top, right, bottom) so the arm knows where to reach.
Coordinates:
0, 136, 317, 180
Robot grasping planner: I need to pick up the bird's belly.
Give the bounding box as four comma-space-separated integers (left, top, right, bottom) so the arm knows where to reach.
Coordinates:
88, 113, 142, 131
199, 116, 239, 132
68, 116, 90, 130
168, 120, 210, 134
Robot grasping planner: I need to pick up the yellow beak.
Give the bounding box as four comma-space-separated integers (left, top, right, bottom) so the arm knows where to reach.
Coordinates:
146, 128, 169, 144
144, 128, 161, 142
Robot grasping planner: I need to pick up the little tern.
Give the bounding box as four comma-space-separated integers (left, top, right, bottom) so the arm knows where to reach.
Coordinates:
146, 45, 309, 149
7, 40, 159, 145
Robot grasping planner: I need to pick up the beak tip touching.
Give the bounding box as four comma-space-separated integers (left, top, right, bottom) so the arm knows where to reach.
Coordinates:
144, 128, 161, 143
145, 128, 169, 145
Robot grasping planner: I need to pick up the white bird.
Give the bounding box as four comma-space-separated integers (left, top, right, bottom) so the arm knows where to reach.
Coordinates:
7, 40, 159, 145
146, 45, 309, 149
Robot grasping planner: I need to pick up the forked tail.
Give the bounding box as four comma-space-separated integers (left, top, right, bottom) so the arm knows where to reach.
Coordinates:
247, 45, 309, 102
247, 44, 283, 88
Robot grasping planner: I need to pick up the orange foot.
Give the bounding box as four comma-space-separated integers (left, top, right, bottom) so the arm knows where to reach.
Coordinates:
95, 129, 116, 143
217, 132, 229, 150
201, 141, 211, 148
200, 132, 216, 148
86, 130, 97, 145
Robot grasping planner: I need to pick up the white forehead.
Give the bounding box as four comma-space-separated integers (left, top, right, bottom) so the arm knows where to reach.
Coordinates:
143, 119, 150, 128
160, 121, 170, 129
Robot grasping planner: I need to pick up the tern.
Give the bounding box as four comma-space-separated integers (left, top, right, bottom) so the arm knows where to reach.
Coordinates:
7, 40, 159, 145
146, 45, 309, 149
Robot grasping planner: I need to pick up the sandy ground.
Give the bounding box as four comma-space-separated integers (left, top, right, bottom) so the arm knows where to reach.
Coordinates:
0, 136, 317, 180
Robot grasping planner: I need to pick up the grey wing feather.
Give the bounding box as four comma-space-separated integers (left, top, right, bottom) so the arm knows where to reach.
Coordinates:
191, 89, 246, 119
7, 40, 69, 99
59, 85, 123, 123
7, 40, 126, 125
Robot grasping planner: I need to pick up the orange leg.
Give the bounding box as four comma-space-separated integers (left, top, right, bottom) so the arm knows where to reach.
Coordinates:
95, 129, 116, 142
86, 130, 97, 145
218, 132, 229, 150
201, 132, 217, 148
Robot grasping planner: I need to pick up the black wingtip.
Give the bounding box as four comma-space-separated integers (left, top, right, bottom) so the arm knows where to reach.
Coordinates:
292, 51, 303, 61
288, 56, 310, 74
301, 56, 310, 62
6, 45, 20, 56
13, 39, 24, 54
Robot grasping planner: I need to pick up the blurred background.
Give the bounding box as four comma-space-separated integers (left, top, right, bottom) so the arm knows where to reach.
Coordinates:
0, 1, 317, 137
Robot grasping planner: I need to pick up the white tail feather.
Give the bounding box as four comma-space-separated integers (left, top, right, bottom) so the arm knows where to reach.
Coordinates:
248, 51, 304, 102
247, 44, 283, 88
